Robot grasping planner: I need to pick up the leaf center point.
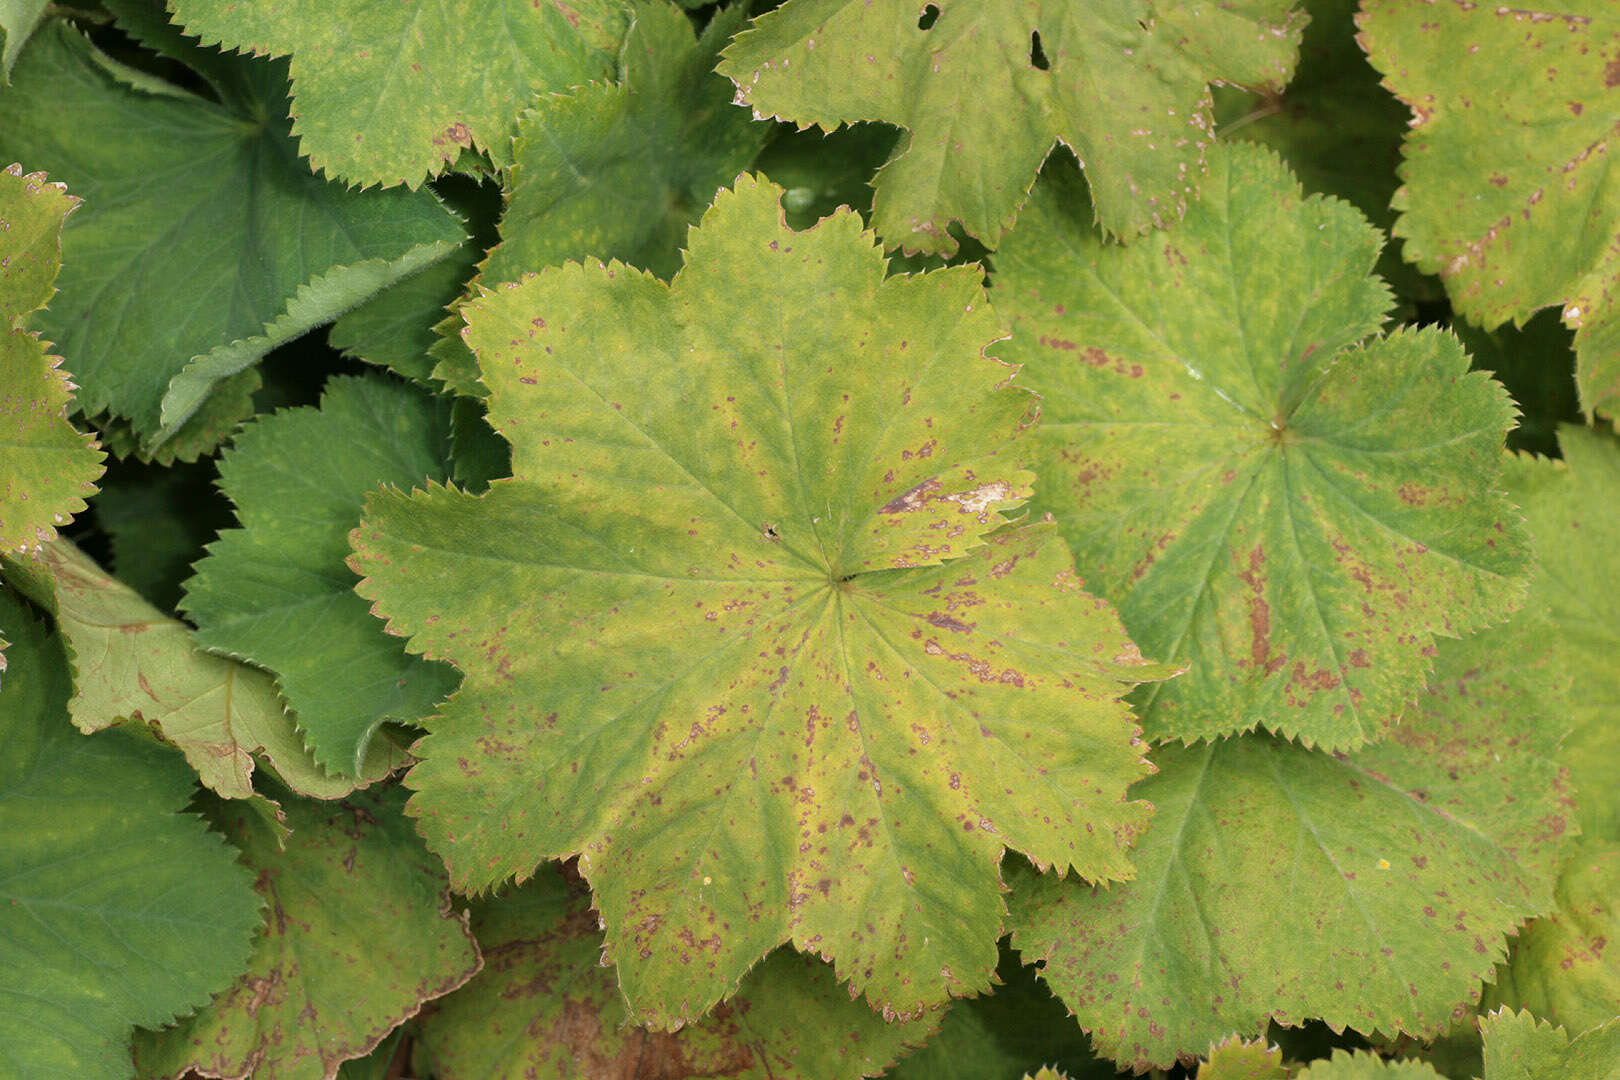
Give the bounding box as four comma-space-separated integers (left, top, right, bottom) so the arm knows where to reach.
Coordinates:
1266, 415, 1297, 447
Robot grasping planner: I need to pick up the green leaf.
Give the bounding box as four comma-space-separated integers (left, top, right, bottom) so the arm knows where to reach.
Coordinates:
4, 539, 402, 800
1197, 1036, 1289, 1080
133, 786, 482, 1080
1493, 839, 1620, 1036
990, 142, 1531, 749
1007, 605, 1574, 1070
1294, 1052, 1447, 1079
484, 0, 769, 284
0, 11, 465, 449
183, 374, 460, 775
1358, 0, 1620, 419
0, 586, 261, 1080
0, 162, 103, 560
718, 0, 1304, 254
350, 176, 1175, 1025
1502, 426, 1620, 840
165, 0, 630, 187
1478, 1010, 1620, 1080
414, 863, 931, 1079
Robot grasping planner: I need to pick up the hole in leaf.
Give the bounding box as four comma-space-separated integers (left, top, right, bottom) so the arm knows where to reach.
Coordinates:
1029, 30, 1050, 70
918, 4, 940, 30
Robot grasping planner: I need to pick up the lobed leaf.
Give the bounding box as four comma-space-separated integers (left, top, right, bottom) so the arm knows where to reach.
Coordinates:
1359, 0, 1620, 418
719, 0, 1304, 254
991, 142, 1530, 749
165, 0, 630, 187
414, 864, 931, 1079
183, 374, 461, 776
3, 539, 401, 800
351, 175, 1175, 1026
0, 162, 103, 564
134, 786, 482, 1080
0, 7, 465, 449
0, 587, 262, 1080
1007, 604, 1574, 1070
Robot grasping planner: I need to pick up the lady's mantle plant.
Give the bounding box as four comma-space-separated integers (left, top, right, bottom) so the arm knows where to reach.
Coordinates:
0, 0, 1615, 1078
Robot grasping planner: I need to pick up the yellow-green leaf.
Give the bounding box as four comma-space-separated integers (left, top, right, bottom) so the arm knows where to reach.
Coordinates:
350, 175, 1174, 1026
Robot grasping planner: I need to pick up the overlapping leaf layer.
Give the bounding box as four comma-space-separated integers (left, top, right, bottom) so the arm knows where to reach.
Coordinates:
2, 0, 1616, 1076
353, 175, 1175, 1026
720, 0, 1304, 253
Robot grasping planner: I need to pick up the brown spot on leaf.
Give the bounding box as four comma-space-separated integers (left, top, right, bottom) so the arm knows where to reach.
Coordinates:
880, 478, 940, 514
433, 121, 473, 149
926, 611, 972, 633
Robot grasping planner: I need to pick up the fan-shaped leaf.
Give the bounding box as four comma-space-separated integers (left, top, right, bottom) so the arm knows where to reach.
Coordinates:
0, 587, 261, 1080
991, 143, 1530, 748
350, 175, 1175, 1026
719, 0, 1304, 254
1211, 0, 1435, 301
134, 786, 482, 1080
1007, 605, 1573, 1070
165, 0, 629, 187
